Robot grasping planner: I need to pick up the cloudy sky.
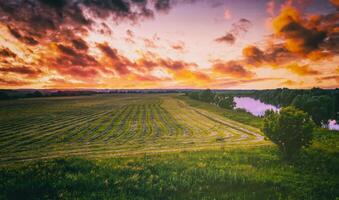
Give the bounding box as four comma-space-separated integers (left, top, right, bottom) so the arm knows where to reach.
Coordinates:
0, 0, 338, 89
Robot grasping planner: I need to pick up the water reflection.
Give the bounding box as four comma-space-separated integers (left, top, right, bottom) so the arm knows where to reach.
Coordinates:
234, 97, 279, 117
327, 120, 339, 131
234, 97, 339, 131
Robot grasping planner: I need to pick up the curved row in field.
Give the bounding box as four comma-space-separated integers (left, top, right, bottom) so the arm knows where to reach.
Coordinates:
0, 94, 267, 164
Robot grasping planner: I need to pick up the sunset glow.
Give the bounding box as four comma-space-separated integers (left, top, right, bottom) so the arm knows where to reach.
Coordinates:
0, 0, 338, 89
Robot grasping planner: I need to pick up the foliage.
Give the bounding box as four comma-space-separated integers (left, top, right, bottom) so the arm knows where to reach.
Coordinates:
292, 95, 334, 125
263, 106, 315, 160
199, 89, 214, 102
1, 138, 338, 200
250, 88, 338, 123
188, 89, 236, 109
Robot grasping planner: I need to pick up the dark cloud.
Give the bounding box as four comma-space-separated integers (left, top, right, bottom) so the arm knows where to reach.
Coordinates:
0, 66, 42, 78
57, 44, 78, 57
125, 29, 135, 43
38, 0, 67, 9
242, 44, 300, 66
242, 45, 322, 76
126, 29, 134, 38
0, 0, 200, 47
45, 44, 101, 79
134, 52, 198, 75
155, 0, 171, 12
272, 6, 337, 57
7, 26, 39, 45
215, 33, 236, 44
242, 45, 268, 65
238, 4, 339, 75
154, 0, 201, 13
280, 21, 326, 54
0, 48, 17, 58
97, 43, 131, 75
212, 61, 255, 78
72, 38, 89, 50
158, 58, 197, 71
59, 66, 99, 79
215, 18, 252, 45
0, 77, 30, 86
97, 43, 119, 60
55, 44, 98, 68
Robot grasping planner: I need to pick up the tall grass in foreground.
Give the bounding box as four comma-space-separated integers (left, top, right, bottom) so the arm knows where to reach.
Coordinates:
1, 144, 338, 200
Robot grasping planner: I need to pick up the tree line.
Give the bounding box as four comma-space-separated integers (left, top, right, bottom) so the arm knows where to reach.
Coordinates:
187, 89, 235, 109
250, 88, 338, 125
0, 90, 100, 100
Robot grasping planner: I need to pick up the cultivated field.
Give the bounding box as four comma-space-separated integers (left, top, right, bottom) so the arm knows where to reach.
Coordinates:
0, 94, 265, 164
1, 94, 338, 199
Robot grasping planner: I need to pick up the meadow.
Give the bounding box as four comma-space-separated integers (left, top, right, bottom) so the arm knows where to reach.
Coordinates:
0, 94, 338, 199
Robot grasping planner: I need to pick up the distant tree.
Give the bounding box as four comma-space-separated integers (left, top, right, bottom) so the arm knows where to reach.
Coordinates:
218, 96, 235, 109
292, 95, 333, 125
263, 106, 315, 160
188, 91, 200, 100
199, 89, 214, 103
0, 91, 10, 100
26, 91, 43, 98
32, 91, 43, 97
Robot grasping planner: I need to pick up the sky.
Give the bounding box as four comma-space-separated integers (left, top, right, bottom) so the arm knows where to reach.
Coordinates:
0, 0, 338, 89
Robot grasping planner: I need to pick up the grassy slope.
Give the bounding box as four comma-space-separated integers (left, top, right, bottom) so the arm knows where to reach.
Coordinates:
0, 94, 264, 163
177, 95, 263, 129
0, 94, 338, 199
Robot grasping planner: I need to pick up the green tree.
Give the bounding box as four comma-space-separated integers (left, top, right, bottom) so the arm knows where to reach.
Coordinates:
292, 95, 333, 125
218, 96, 235, 109
263, 106, 315, 160
199, 89, 214, 103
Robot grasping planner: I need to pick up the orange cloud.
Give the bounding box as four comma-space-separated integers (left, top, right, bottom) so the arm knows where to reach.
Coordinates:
0, 77, 30, 87
281, 79, 304, 87
317, 75, 339, 84
212, 61, 255, 78
97, 43, 132, 76
0, 47, 17, 58
0, 66, 42, 79
271, 5, 336, 57
330, 0, 339, 8
172, 69, 211, 85
285, 63, 320, 76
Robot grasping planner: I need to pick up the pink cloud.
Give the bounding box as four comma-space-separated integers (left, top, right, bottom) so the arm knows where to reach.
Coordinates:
224, 9, 232, 20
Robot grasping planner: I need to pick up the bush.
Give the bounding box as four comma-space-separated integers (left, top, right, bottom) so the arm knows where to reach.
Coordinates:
262, 106, 315, 160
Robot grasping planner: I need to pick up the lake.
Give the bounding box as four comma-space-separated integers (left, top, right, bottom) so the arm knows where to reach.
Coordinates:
234, 97, 339, 131
234, 97, 279, 117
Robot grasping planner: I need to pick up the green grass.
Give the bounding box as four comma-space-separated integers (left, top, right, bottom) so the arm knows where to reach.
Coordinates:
0, 94, 265, 164
1, 143, 338, 199
0, 93, 338, 199
178, 95, 263, 129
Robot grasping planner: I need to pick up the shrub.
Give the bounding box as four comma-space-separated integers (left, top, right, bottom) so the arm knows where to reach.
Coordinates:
263, 106, 315, 160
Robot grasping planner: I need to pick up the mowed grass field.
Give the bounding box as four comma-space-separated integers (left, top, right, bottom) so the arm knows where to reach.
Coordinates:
0, 94, 338, 199
0, 94, 265, 164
